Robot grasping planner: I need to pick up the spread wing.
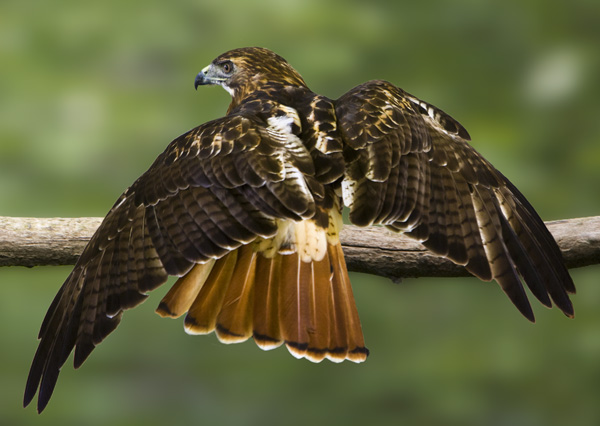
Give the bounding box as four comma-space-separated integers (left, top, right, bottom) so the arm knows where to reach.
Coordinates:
24, 113, 322, 412
335, 80, 575, 321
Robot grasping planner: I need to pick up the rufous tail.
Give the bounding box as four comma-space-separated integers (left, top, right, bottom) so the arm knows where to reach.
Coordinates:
156, 218, 368, 363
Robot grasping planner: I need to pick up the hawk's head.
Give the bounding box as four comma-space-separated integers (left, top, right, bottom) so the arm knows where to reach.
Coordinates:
195, 47, 307, 108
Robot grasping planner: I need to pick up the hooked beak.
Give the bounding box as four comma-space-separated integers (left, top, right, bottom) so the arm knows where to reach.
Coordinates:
194, 65, 214, 90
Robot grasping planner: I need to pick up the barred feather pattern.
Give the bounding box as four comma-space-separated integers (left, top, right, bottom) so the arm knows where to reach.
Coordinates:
336, 79, 574, 321
25, 47, 575, 413
24, 100, 330, 412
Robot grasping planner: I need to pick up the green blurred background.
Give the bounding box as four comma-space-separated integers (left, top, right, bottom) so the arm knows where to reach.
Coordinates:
2, 0, 599, 425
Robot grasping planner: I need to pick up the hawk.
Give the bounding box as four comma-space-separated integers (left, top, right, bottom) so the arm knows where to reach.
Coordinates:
24, 47, 575, 412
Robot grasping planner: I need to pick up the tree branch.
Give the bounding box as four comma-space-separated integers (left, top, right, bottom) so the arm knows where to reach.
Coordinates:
1, 216, 599, 281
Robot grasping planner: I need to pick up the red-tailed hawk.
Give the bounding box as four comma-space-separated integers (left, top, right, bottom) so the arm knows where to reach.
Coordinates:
24, 47, 575, 412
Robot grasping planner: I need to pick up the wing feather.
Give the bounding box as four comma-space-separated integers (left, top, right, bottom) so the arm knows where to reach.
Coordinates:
24, 111, 323, 412
335, 79, 574, 322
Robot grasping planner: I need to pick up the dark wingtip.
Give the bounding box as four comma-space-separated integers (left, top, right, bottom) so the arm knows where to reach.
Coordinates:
559, 299, 575, 319
564, 277, 577, 294
37, 397, 49, 414
23, 387, 35, 409
37, 366, 60, 414
513, 297, 536, 323
23, 385, 49, 414
526, 313, 536, 324
561, 296, 575, 314
73, 341, 95, 369
23, 346, 44, 411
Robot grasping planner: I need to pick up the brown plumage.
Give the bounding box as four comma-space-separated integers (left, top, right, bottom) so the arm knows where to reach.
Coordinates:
24, 47, 575, 412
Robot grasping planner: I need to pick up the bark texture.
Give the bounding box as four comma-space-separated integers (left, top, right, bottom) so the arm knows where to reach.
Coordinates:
1, 216, 599, 281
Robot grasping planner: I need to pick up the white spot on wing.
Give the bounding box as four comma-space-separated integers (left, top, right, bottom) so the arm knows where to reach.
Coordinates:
266, 105, 301, 135
267, 117, 293, 139
341, 177, 356, 209
112, 194, 129, 210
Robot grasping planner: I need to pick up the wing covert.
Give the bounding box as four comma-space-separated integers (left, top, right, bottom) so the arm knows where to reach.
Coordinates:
335, 80, 574, 322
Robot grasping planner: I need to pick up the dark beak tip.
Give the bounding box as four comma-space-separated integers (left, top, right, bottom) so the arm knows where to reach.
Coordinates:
194, 72, 204, 90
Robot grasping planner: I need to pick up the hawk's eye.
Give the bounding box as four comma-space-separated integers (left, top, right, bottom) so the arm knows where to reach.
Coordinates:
221, 61, 233, 74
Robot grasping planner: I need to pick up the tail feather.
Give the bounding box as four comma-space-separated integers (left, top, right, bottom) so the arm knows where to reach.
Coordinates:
155, 220, 368, 363
279, 252, 311, 359
156, 259, 216, 318
215, 245, 258, 343
303, 255, 334, 362
183, 251, 238, 334
253, 255, 284, 350
328, 243, 369, 363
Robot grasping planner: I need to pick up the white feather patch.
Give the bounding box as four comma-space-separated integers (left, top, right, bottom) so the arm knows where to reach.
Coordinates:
255, 218, 328, 263
326, 206, 343, 245
266, 105, 301, 135
294, 220, 327, 262
341, 177, 357, 209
